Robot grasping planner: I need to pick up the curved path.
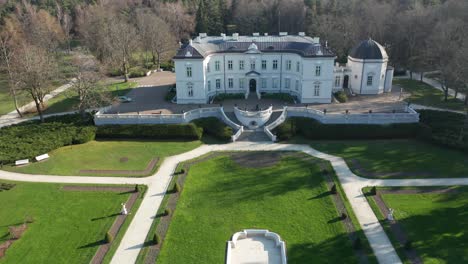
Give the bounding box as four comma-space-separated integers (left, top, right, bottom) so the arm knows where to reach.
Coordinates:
2, 142, 468, 264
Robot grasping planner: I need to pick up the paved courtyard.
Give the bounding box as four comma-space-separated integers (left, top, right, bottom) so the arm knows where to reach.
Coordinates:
105, 72, 408, 115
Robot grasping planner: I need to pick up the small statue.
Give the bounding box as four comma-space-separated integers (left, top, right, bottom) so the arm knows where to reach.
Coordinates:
387, 208, 394, 221
121, 203, 128, 215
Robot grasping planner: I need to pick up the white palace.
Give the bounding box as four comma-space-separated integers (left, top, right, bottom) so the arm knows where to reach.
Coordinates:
173, 32, 394, 104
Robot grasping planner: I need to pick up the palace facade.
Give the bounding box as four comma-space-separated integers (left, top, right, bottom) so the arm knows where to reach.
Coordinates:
173, 33, 394, 104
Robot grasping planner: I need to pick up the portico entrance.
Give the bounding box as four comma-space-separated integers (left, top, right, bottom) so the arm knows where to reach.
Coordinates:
249, 79, 256, 93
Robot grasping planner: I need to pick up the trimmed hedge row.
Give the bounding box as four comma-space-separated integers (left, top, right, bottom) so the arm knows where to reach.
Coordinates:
96, 123, 203, 140
418, 110, 467, 152
0, 114, 96, 164
192, 117, 233, 141
274, 117, 420, 141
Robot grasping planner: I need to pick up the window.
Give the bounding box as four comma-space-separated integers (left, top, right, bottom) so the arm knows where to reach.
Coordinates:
285, 78, 290, 89
295, 79, 299, 91
187, 83, 193, 97
216, 79, 221, 89
239, 60, 244, 70
261, 78, 267, 88
215, 61, 220, 71
239, 78, 245, 89
367, 75, 373, 86
206, 63, 210, 73
315, 66, 321, 76
296, 62, 300, 72
186, 66, 192, 77
207, 80, 211, 91
272, 78, 278, 89
335, 76, 341, 87
262, 60, 267, 70
314, 83, 320, 96
273, 60, 278, 70
250, 60, 256, 70
228, 60, 233, 70
286, 60, 291, 71
228, 78, 233, 88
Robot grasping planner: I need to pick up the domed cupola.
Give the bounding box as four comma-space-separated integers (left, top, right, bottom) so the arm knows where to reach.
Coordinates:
349, 38, 388, 60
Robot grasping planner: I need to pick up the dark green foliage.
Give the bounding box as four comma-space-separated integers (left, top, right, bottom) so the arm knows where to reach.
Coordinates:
175, 182, 181, 193
330, 184, 337, 194
334, 91, 348, 103
180, 168, 185, 174
213, 93, 244, 102
274, 117, 419, 141
165, 87, 176, 102
404, 240, 412, 250
369, 186, 377, 196
128, 67, 147, 78
105, 232, 114, 243
261, 93, 295, 103
192, 117, 232, 141
341, 213, 347, 220
0, 182, 16, 191
0, 114, 95, 164
418, 110, 468, 152
164, 208, 171, 216
153, 233, 161, 245
96, 124, 203, 140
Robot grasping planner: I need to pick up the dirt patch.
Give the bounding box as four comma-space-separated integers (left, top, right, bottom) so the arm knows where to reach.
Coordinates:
0, 224, 28, 258
79, 158, 159, 176
231, 152, 283, 168
62, 186, 135, 193
0, 183, 15, 192
119, 157, 129, 163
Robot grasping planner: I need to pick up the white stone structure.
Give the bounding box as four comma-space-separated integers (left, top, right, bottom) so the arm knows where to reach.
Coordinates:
173, 33, 393, 104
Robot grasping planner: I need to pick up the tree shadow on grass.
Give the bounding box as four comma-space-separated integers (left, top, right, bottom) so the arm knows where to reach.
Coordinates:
287, 233, 357, 263
388, 198, 468, 263
309, 190, 332, 200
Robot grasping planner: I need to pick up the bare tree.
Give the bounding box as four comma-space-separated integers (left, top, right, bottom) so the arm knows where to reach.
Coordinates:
136, 12, 177, 70
107, 15, 139, 82
13, 44, 57, 122
68, 55, 109, 117
0, 16, 24, 117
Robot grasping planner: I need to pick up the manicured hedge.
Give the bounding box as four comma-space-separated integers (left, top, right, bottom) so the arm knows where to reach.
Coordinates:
274, 117, 420, 141
334, 91, 348, 103
418, 110, 467, 152
0, 114, 96, 164
192, 117, 233, 141
96, 123, 203, 140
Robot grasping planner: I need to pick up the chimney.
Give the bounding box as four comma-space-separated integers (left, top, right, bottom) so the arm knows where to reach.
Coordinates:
221, 33, 226, 40
189, 39, 193, 45
312, 37, 320, 44
199, 33, 207, 38
232, 33, 239, 41
264, 33, 268, 36
279, 32, 288, 36
298, 32, 305, 37
253, 32, 260, 37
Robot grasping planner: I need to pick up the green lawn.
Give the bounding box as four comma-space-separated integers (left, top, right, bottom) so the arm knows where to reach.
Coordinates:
376, 187, 468, 264
0, 72, 29, 116
0, 181, 135, 264
306, 139, 468, 179
394, 79, 466, 111
4, 140, 202, 177
158, 154, 359, 263
42, 81, 137, 115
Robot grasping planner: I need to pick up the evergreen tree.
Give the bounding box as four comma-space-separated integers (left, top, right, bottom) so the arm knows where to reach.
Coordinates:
195, 0, 208, 33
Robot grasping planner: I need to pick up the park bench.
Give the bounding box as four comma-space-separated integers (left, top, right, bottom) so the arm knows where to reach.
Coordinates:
35, 154, 50, 162
15, 159, 29, 166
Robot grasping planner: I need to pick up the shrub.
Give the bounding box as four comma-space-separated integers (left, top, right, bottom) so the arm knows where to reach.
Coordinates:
353, 237, 361, 249
105, 232, 114, 243
330, 184, 337, 194
153, 233, 161, 245
321, 169, 329, 175
179, 168, 185, 174
341, 213, 347, 220
404, 240, 412, 250
192, 117, 233, 141
273, 117, 419, 140
128, 67, 147, 78
261, 93, 295, 103
174, 182, 181, 193
334, 91, 348, 103
165, 88, 176, 102
164, 208, 171, 216
369, 186, 377, 196
96, 124, 203, 140
0, 114, 95, 164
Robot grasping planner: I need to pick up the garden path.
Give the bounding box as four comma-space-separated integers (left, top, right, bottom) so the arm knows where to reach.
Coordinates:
1, 142, 468, 264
